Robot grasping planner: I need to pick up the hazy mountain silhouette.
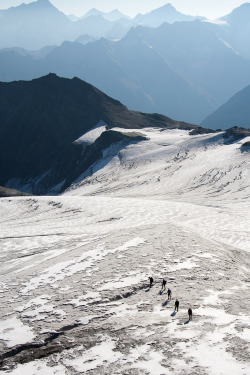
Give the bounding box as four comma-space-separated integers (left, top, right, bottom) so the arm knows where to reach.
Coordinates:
81, 8, 103, 18
0, 0, 75, 50
67, 14, 80, 22
132, 21, 250, 105
82, 8, 129, 22
0, 1, 250, 124
0, 45, 56, 59
218, 3, 250, 59
0, 0, 124, 49
74, 35, 98, 45
0, 0, 205, 50
200, 85, 250, 130
0, 49, 43, 81
103, 9, 130, 22
133, 3, 203, 27
0, 74, 203, 194
110, 29, 215, 122
39, 21, 250, 122
74, 15, 115, 39
0, 35, 217, 123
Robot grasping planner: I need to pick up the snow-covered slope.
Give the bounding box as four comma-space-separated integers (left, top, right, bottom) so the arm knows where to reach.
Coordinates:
0, 128, 249, 374
68, 128, 250, 204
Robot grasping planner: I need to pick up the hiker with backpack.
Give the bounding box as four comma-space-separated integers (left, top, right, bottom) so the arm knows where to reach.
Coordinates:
174, 299, 179, 312
167, 288, 172, 300
188, 307, 192, 321
149, 276, 154, 288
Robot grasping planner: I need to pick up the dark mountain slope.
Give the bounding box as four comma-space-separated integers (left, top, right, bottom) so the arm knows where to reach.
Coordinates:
200, 85, 250, 130
0, 74, 203, 195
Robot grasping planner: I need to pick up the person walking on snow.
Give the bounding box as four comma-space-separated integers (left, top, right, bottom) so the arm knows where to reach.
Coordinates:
188, 307, 192, 321
162, 279, 166, 290
149, 277, 154, 288
167, 288, 172, 300
175, 299, 179, 312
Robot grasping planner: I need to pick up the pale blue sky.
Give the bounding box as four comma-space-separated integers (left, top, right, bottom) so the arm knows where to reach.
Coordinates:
1, 0, 249, 18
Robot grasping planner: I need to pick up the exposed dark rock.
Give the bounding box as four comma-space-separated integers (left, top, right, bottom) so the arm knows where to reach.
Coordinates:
0, 322, 96, 370
56, 130, 148, 192
0, 74, 200, 195
0, 186, 31, 197
223, 126, 250, 144
189, 127, 217, 136
241, 141, 250, 152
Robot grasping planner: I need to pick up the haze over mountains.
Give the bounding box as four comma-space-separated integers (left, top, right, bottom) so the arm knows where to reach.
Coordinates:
0, 1, 250, 125
0, 0, 202, 50
219, 3, 250, 59
201, 84, 250, 130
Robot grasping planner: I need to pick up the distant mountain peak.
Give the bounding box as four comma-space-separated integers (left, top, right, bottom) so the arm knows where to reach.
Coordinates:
162, 3, 176, 9
37, 0, 51, 3
151, 3, 180, 14
133, 2, 201, 26
232, 2, 250, 11
83, 8, 103, 17
19, 0, 56, 11
3, 0, 53, 11
108, 9, 121, 14
35, 0, 52, 6
222, 2, 250, 22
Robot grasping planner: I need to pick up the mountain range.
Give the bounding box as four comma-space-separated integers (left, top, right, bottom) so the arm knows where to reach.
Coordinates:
0, 74, 207, 195
0, 0, 202, 50
1, 2, 250, 124
0, 0, 249, 58
0, 1, 250, 124
1, 23, 250, 124
130, 3, 202, 27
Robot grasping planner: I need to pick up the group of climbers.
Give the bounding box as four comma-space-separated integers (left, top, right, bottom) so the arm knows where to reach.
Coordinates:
149, 277, 192, 321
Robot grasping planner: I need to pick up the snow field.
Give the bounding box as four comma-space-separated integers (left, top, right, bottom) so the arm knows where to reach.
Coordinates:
0, 128, 249, 374
0, 197, 249, 374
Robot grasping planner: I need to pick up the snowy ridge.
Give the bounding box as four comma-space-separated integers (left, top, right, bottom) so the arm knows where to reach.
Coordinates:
0, 128, 249, 374
76, 121, 107, 145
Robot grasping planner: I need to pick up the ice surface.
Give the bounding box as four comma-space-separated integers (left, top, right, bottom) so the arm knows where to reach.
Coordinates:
65, 336, 122, 372
0, 317, 35, 348
0, 128, 249, 374
0, 361, 66, 375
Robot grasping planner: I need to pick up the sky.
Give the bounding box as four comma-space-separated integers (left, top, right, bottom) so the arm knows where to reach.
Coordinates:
0, 0, 249, 18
